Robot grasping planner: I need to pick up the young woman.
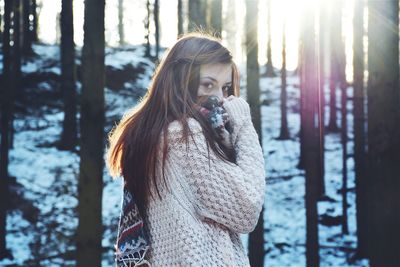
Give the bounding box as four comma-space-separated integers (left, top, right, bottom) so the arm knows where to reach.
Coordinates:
106, 33, 266, 266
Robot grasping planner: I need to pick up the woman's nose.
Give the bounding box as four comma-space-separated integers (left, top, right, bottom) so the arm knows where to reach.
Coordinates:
214, 88, 224, 100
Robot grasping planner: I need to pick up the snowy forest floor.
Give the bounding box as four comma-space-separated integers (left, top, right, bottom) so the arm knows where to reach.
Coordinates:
0, 44, 369, 266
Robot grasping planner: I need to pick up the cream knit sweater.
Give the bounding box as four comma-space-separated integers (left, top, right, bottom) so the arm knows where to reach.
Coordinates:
144, 97, 266, 266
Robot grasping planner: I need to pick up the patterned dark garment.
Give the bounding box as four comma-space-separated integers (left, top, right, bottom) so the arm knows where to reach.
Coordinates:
115, 185, 150, 266
197, 95, 233, 148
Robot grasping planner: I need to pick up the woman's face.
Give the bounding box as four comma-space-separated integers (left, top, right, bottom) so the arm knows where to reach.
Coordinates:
197, 63, 232, 101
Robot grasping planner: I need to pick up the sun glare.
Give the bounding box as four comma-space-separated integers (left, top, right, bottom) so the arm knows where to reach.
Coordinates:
35, 0, 355, 77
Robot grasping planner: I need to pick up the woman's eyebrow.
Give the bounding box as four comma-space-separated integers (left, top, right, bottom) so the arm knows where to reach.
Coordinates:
200, 76, 217, 82
200, 76, 232, 84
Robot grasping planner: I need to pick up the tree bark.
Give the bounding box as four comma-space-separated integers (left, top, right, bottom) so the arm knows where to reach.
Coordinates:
31, 0, 38, 42
353, 0, 368, 258
298, 43, 305, 170
0, 0, 13, 259
22, 0, 33, 55
59, 0, 77, 151
75, 0, 105, 265
301, 5, 320, 267
327, 1, 343, 132
316, 3, 326, 198
0, 6, 2, 43
224, 0, 236, 56
209, 0, 222, 37
118, 0, 124, 45
245, 1, 264, 266
144, 0, 151, 57
341, 82, 349, 235
55, 12, 61, 44
177, 0, 183, 36
367, 0, 400, 266
154, 0, 160, 60
265, 0, 275, 77
188, 0, 207, 31
10, 0, 22, 149
278, 21, 289, 140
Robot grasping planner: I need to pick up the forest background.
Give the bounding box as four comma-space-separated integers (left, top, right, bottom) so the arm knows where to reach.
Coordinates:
0, 0, 399, 266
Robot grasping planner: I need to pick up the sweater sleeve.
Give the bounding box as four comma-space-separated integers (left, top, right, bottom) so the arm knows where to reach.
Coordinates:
167, 102, 266, 233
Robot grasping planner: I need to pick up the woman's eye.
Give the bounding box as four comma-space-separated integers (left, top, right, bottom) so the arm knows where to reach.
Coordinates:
222, 85, 231, 92
202, 82, 214, 90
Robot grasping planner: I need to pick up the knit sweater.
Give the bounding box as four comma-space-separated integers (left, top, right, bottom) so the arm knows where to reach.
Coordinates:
144, 97, 266, 266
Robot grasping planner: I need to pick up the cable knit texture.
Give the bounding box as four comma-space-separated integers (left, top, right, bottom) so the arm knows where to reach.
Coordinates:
144, 97, 266, 266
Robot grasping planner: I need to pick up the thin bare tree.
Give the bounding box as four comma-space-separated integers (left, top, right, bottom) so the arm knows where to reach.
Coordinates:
264, 0, 275, 77
245, 0, 265, 266
367, 0, 400, 265
278, 20, 289, 140
76, 0, 105, 265
327, 1, 344, 132
316, 2, 327, 198
10, 0, 22, 149
301, 4, 320, 267
353, 0, 368, 258
118, 0, 125, 45
341, 72, 349, 235
144, 0, 151, 57
22, 0, 34, 55
188, 0, 207, 31
178, 0, 183, 36
31, 0, 38, 42
0, 0, 13, 260
154, 0, 160, 59
58, 0, 77, 151
209, 0, 222, 37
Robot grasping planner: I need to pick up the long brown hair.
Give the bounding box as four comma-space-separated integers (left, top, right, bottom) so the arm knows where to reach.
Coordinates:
106, 33, 240, 217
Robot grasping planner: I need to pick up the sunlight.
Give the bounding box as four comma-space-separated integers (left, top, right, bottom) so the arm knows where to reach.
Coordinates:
303, 0, 324, 9
35, 0, 356, 77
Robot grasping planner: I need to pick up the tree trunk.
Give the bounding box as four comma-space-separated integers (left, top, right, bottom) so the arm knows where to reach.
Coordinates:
55, 12, 61, 44
301, 5, 320, 267
118, 0, 124, 45
278, 21, 289, 140
22, 0, 33, 55
144, 0, 151, 57
264, 0, 275, 77
367, 0, 400, 266
341, 83, 349, 234
10, 0, 22, 149
31, 0, 38, 42
316, 3, 326, 198
75, 0, 105, 265
154, 0, 160, 60
224, 0, 236, 56
0, 0, 13, 260
353, 0, 368, 258
245, 1, 264, 266
59, 0, 77, 151
327, 1, 343, 132
209, 0, 222, 37
0, 6, 2, 43
298, 43, 305, 170
177, 0, 183, 36
188, 0, 207, 31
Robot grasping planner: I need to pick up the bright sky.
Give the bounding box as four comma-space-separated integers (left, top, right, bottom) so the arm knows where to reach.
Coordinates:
36, 0, 356, 77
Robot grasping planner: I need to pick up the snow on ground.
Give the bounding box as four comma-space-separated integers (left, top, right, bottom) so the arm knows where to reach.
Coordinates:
259, 76, 369, 267
1, 45, 369, 266
1, 44, 151, 266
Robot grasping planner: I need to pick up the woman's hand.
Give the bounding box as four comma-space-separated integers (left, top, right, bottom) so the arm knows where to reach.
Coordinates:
222, 96, 251, 128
